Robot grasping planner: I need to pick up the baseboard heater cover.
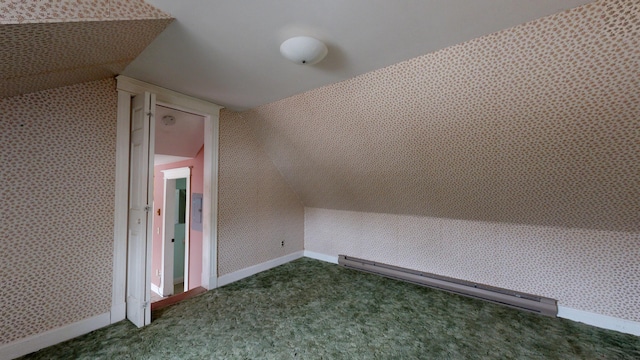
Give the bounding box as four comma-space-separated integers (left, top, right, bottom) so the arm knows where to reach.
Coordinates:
338, 255, 558, 317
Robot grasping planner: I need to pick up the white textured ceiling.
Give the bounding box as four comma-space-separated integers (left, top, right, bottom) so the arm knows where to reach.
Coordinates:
124, 0, 592, 111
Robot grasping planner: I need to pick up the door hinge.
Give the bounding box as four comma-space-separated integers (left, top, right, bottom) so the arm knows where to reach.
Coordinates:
143, 301, 150, 309
144, 205, 152, 212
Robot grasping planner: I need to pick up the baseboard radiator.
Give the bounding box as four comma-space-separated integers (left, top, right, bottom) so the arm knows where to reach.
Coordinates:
338, 255, 558, 317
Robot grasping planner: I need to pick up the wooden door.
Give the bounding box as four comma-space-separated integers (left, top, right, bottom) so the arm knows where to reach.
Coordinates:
126, 92, 155, 327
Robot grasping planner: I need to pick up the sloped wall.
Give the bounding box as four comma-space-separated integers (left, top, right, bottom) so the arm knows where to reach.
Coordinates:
0, 0, 170, 24
0, 78, 117, 344
240, 0, 640, 321
0, 0, 173, 98
217, 110, 304, 276
246, 0, 639, 234
305, 208, 640, 322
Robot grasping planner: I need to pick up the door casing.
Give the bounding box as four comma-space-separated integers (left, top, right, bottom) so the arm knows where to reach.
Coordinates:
112, 75, 222, 326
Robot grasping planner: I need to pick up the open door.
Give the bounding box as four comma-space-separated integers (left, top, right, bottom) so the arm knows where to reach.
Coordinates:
126, 91, 156, 327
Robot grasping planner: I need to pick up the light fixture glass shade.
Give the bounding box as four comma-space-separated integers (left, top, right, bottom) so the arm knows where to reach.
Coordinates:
162, 115, 176, 126
280, 36, 328, 65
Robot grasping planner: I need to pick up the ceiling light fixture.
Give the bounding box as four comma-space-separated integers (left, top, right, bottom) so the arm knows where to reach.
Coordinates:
280, 36, 328, 65
162, 115, 176, 126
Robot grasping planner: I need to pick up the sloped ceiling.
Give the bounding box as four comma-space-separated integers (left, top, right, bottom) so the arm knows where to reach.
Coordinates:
0, 0, 173, 98
238, 0, 640, 233
125, 0, 592, 110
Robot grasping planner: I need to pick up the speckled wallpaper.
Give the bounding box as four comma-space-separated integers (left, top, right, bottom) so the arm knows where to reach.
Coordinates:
0, 0, 173, 98
0, 0, 170, 23
247, 0, 639, 234
0, 78, 117, 345
305, 208, 640, 322
240, 0, 640, 321
217, 110, 304, 276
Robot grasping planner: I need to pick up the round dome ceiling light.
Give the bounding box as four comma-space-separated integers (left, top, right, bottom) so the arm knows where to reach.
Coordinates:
280, 36, 328, 65
162, 115, 176, 126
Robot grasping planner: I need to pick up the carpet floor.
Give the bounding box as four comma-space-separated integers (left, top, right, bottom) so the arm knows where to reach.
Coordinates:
20, 258, 640, 359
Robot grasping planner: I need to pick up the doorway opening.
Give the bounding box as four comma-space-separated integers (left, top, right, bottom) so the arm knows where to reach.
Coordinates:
150, 105, 204, 305
113, 76, 222, 328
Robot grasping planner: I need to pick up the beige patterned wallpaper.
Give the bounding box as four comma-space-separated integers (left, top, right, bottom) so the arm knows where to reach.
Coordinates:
0, 1, 172, 98
236, 0, 640, 321
217, 110, 304, 276
0, 78, 117, 345
0, 0, 170, 24
305, 208, 640, 322
246, 0, 639, 234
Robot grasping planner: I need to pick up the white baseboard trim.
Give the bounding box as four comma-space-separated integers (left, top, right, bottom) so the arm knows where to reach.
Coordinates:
301, 252, 640, 337
206, 275, 217, 290
0, 312, 111, 360
558, 306, 640, 336
110, 302, 126, 324
150, 283, 161, 296
304, 250, 339, 264
301, 253, 640, 337
218, 251, 304, 287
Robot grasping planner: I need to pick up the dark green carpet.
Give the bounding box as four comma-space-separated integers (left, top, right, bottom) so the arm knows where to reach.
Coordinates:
20, 258, 640, 359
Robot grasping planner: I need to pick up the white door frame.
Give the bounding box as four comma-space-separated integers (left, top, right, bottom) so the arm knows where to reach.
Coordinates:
160, 167, 192, 296
111, 76, 222, 324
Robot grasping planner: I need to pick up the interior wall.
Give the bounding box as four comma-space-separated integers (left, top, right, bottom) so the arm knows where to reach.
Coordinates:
217, 110, 304, 276
0, 78, 117, 345
245, 0, 639, 234
305, 208, 640, 322
0, 0, 173, 98
151, 147, 205, 290
239, 0, 639, 322
0, 0, 169, 24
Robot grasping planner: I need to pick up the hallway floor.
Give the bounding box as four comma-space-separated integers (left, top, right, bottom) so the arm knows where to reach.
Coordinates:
150, 282, 184, 303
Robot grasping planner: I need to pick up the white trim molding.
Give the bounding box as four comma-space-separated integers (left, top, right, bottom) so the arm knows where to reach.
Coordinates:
151, 283, 161, 296
217, 251, 304, 287
110, 303, 126, 325
116, 76, 223, 115
201, 109, 220, 290
302, 252, 640, 336
558, 306, 640, 336
161, 167, 192, 179
304, 250, 339, 264
0, 312, 111, 360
